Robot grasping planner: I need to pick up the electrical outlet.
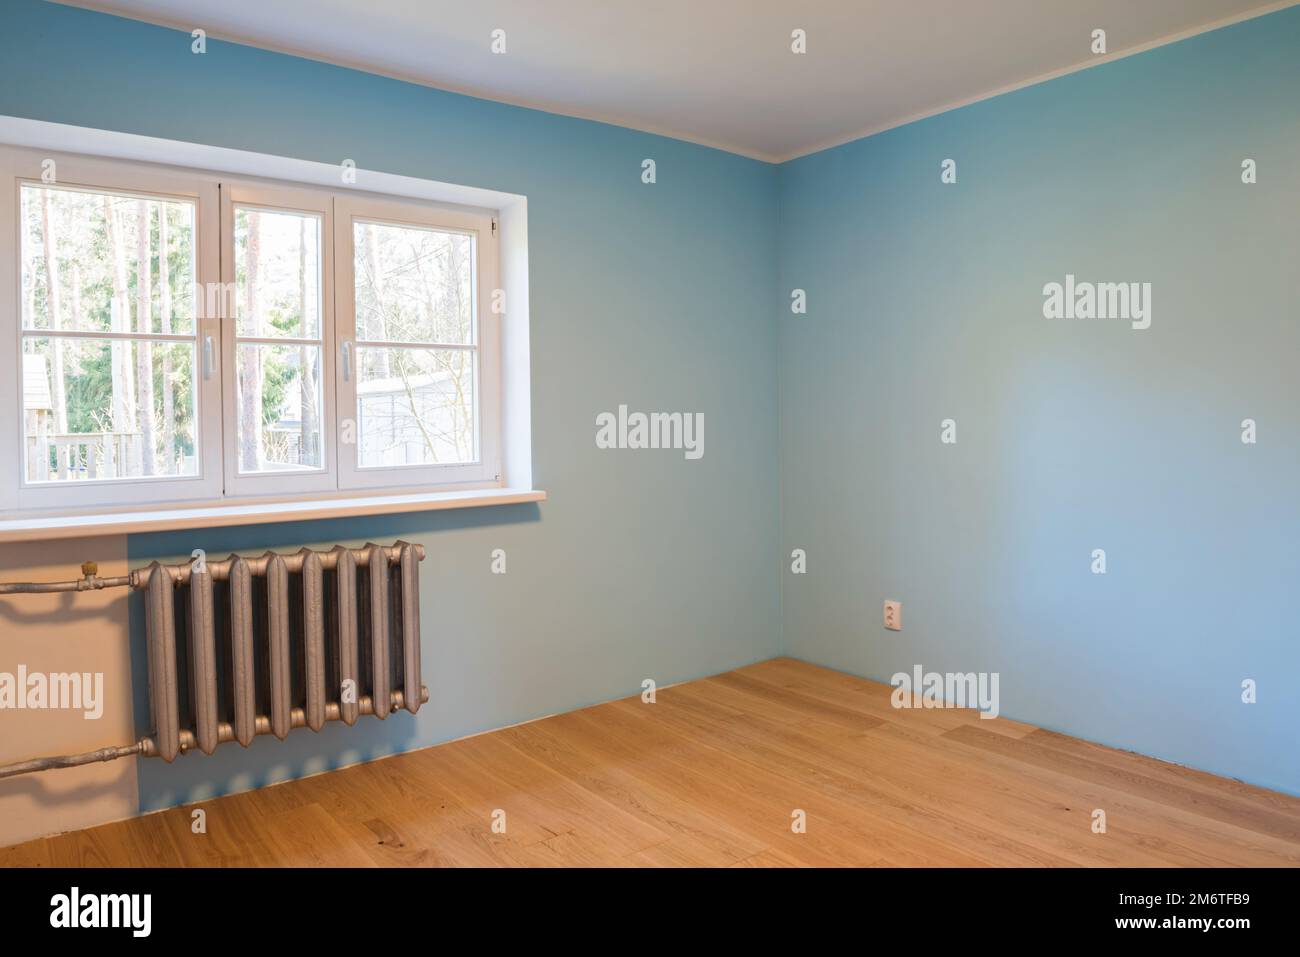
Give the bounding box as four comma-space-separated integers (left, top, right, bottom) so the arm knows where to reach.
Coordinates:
883, 600, 901, 631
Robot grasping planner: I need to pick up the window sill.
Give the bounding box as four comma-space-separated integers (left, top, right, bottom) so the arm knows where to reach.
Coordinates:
0, 487, 546, 543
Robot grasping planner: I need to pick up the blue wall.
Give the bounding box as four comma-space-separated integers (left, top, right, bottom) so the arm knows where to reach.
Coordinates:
778, 8, 1300, 794
0, 0, 782, 810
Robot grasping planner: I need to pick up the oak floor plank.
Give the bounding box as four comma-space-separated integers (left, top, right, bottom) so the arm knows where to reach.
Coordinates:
591, 699, 993, 866
729, 847, 829, 868
734, 658, 1036, 738
942, 724, 1300, 845
660, 685, 1089, 866
1022, 728, 1300, 817
2, 658, 1296, 867
500, 719, 761, 866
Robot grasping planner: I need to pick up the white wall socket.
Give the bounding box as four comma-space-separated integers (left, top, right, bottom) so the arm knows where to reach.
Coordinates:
883, 600, 902, 631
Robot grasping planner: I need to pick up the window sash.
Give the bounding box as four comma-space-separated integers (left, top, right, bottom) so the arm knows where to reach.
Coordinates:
334, 195, 500, 490
0, 147, 224, 511
220, 185, 336, 495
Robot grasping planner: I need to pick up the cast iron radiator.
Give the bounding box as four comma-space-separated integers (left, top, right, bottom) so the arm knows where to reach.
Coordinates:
0, 541, 428, 777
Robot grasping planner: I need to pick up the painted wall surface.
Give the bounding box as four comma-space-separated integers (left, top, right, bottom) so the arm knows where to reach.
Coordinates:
778, 8, 1299, 794
0, 538, 138, 847
0, 0, 782, 821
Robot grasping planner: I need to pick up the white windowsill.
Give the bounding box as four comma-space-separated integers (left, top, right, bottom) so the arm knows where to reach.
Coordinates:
0, 487, 546, 543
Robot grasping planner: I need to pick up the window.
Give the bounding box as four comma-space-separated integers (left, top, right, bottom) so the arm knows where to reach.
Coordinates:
0, 147, 501, 515
335, 196, 499, 490
221, 184, 336, 496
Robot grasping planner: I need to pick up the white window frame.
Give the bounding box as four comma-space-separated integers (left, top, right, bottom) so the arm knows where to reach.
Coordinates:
0, 144, 505, 517
334, 195, 501, 490
0, 146, 224, 512
220, 182, 338, 496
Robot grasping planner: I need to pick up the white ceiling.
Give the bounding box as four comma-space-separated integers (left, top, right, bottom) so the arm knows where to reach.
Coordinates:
58, 0, 1292, 161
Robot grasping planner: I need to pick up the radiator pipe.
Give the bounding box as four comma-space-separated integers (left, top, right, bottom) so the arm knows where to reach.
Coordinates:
0, 743, 146, 780
0, 561, 131, 594
0, 686, 429, 780
0, 545, 424, 594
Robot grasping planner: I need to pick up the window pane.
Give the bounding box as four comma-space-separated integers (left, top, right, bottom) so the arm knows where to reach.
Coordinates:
234, 207, 322, 339
21, 184, 197, 335
236, 342, 323, 473
22, 337, 197, 482
353, 220, 473, 344
356, 347, 475, 467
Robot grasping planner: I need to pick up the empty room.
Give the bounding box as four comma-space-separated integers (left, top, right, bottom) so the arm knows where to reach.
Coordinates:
0, 0, 1296, 934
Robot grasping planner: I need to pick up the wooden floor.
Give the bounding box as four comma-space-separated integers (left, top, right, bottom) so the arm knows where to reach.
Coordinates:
3, 657, 1299, 867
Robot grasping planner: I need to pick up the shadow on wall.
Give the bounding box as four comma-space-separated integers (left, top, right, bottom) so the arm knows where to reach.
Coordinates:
0, 591, 133, 816
0, 758, 136, 811
0, 591, 124, 630
126, 502, 541, 812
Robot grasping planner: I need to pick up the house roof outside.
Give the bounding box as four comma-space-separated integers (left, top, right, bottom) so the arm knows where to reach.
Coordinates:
23, 353, 52, 412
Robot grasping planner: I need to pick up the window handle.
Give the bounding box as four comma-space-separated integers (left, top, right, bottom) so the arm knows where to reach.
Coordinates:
340, 340, 353, 382
202, 335, 215, 380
